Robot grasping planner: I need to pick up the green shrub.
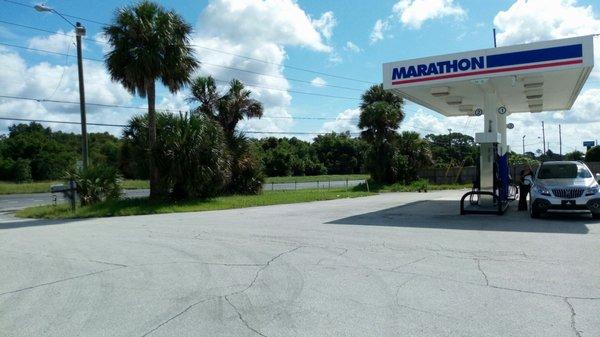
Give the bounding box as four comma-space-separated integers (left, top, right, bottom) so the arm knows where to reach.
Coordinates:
227, 135, 264, 195
67, 164, 122, 206
230, 152, 264, 194
155, 113, 231, 199
13, 159, 32, 183
304, 160, 327, 176
410, 179, 429, 192
0, 157, 15, 181
585, 146, 600, 162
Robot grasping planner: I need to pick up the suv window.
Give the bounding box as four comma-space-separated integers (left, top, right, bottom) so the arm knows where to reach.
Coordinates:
538, 163, 591, 179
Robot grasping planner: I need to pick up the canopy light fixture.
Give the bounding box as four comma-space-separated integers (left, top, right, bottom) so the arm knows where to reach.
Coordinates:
445, 96, 463, 105
430, 86, 450, 97
529, 102, 543, 113
525, 89, 543, 100
524, 82, 544, 89
459, 104, 474, 112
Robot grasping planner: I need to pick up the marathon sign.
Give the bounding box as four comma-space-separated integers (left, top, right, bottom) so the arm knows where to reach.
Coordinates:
383, 35, 594, 89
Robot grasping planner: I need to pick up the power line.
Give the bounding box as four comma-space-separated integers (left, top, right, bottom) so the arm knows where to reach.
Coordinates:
191, 44, 376, 85
0, 94, 363, 121
0, 42, 362, 101
0, 94, 434, 123
0, 20, 368, 92
0, 41, 103, 61
0, 116, 358, 136
0, 3, 376, 85
1, 0, 107, 25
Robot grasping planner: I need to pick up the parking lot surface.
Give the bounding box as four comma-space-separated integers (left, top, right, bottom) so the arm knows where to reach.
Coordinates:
1, 190, 599, 337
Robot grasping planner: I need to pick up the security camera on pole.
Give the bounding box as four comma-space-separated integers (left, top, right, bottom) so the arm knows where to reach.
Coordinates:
35, 4, 88, 169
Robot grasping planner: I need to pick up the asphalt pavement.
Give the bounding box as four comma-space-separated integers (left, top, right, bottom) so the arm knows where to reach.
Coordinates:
1, 190, 599, 336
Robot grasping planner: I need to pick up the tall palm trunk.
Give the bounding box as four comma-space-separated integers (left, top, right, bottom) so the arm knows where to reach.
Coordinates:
147, 80, 160, 199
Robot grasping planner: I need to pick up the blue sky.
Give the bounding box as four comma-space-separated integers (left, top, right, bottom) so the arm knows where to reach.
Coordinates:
1, 0, 600, 153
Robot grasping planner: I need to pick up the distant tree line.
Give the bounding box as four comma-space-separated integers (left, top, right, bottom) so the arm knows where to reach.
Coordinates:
3, 118, 598, 186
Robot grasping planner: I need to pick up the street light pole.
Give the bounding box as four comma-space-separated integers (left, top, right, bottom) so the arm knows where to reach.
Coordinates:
35, 5, 88, 169
522, 135, 526, 154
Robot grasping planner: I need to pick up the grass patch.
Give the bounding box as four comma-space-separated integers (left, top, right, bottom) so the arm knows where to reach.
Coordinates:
17, 188, 375, 219
0, 179, 150, 195
119, 180, 149, 189
265, 174, 369, 184
0, 181, 58, 195
354, 180, 471, 193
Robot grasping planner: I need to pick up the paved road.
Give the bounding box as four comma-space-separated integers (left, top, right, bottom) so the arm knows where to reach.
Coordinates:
1, 190, 599, 336
0, 189, 150, 212
0, 180, 365, 213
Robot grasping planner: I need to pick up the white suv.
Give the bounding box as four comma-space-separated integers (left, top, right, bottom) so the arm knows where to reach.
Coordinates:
529, 161, 600, 219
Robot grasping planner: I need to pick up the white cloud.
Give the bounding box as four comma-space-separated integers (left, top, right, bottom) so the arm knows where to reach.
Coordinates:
0, 47, 133, 135
27, 30, 77, 55
401, 109, 476, 135
321, 108, 361, 133
157, 91, 191, 112
312, 11, 336, 40
198, 0, 331, 53
93, 32, 112, 55
344, 41, 361, 53
493, 0, 600, 77
370, 0, 465, 43
370, 19, 390, 43
328, 51, 343, 64
0, 47, 27, 95
310, 77, 327, 87
392, 0, 466, 29
191, 0, 333, 135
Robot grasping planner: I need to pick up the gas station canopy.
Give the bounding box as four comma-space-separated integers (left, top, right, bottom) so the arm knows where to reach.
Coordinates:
382, 35, 595, 215
382, 35, 594, 117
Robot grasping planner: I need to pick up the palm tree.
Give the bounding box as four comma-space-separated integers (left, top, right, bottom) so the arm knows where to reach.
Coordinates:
360, 84, 403, 111
358, 84, 404, 183
189, 77, 263, 141
189, 76, 219, 117
103, 1, 198, 198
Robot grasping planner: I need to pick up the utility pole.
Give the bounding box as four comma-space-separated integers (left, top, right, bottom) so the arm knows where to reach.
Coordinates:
559, 124, 562, 157
35, 5, 88, 169
75, 22, 88, 168
541, 121, 546, 154
522, 135, 526, 154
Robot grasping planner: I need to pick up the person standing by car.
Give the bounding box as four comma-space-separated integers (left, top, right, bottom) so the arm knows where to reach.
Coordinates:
518, 166, 534, 211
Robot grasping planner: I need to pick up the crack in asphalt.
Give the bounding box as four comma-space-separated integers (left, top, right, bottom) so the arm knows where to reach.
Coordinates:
390, 256, 431, 271
316, 247, 348, 265
0, 266, 125, 296
0, 248, 129, 268
140, 246, 302, 336
230, 246, 303, 296
225, 295, 267, 337
133, 261, 264, 268
475, 258, 489, 286
564, 297, 583, 337
140, 297, 217, 337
